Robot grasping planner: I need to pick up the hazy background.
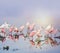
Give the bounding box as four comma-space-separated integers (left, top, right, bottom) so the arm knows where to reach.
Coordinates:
0, 0, 60, 53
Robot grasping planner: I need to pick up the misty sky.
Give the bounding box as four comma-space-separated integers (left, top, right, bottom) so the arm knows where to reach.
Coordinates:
0, 0, 60, 25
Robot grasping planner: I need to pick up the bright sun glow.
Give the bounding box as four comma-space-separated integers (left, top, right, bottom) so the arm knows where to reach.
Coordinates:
33, 10, 53, 27
35, 17, 52, 28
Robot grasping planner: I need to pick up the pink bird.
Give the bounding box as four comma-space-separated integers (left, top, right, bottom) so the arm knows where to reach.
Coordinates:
29, 31, 36, 37
1, 28, 6, 35
46, 37, 58, 46
29, 24, 35, 31
14, 27, 19, 32
30, 40, 35, 46
45, 24, 57, 35
26, 22, 35, 31
1, 28, 5, 33
9, 26, 14, 32
19, 25, 24, 32
8, 35, 14, 40
36, 30, 42, 37
8, 35, 18, 41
